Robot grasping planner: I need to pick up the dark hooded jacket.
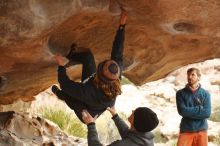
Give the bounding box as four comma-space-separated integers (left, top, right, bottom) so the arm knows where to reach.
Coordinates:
87, 114, 155, 146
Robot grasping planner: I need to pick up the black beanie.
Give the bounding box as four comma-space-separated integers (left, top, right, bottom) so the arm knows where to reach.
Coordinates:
134, 107, 159, 132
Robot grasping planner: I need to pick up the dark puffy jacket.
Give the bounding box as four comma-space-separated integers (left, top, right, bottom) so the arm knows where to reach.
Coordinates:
87, 114, 155, 146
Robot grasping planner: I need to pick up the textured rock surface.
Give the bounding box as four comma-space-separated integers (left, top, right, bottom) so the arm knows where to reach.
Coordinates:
0, 111, 86, 146
1, 0, 220, 104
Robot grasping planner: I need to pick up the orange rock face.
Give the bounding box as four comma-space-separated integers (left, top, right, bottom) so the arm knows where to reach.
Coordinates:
1, 0, 220, 104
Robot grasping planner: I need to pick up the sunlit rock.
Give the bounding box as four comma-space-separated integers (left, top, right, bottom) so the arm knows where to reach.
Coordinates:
1, 0, 220, 104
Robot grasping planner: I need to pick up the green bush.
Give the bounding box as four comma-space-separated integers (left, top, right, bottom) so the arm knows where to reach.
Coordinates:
118, 112, 128, 121
213, 136, 220, 145
120, 76, 132, 85
38, 107, 86, 138
210, 106, 220, 122
171, 140, 177, 146
153, 129, 168, 143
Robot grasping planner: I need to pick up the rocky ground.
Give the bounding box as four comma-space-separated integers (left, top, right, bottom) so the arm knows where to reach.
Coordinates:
0, 111, 86, 146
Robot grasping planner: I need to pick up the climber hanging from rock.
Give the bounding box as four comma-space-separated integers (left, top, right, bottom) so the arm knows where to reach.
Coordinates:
52, 8, 128, 123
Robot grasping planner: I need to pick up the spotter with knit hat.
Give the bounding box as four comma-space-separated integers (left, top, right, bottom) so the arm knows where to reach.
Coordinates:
82, 106, 159, 146
52, 9, 128, 123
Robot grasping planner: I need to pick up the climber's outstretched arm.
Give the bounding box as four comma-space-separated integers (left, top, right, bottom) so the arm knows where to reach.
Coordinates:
111, 10, 128, 79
